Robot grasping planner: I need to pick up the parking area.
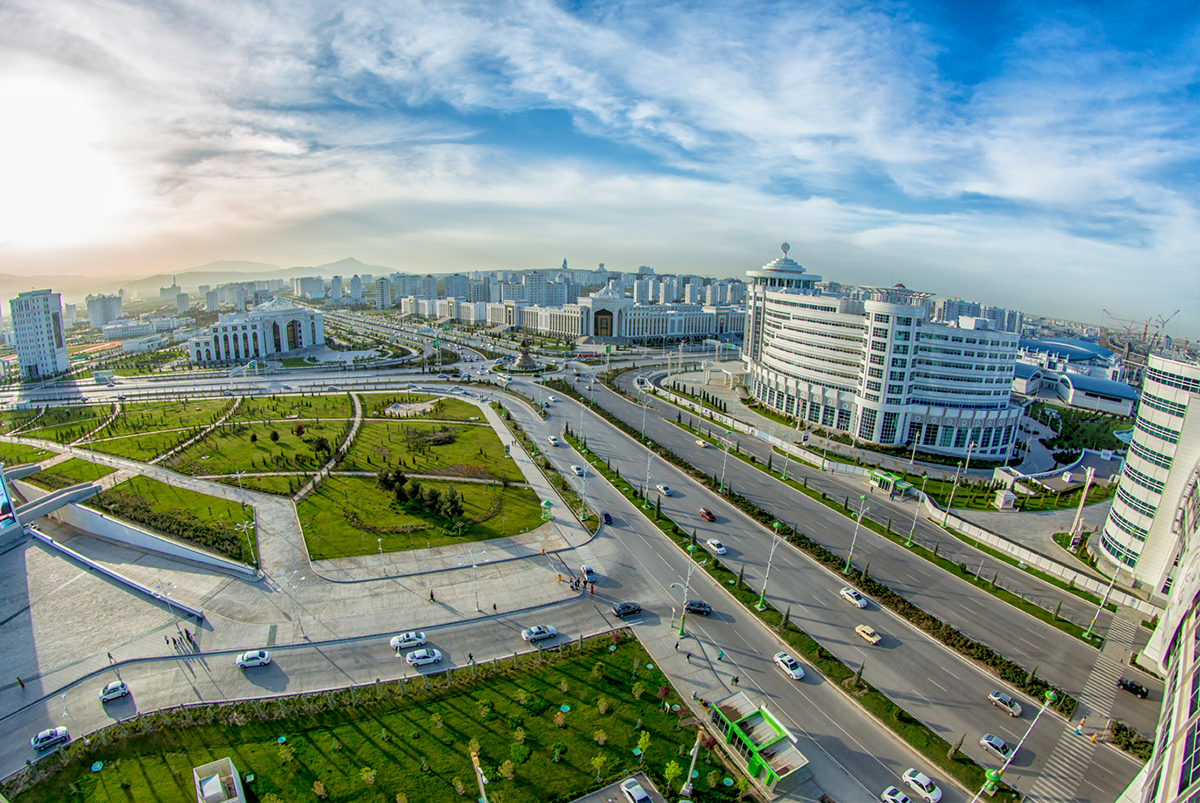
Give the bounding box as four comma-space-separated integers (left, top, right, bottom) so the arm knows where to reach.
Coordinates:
569, 772, 668, 803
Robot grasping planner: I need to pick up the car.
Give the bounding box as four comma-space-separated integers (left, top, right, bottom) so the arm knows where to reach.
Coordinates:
979, 733, 1012, 761
405, 648, 443, 666
619, 777, 652, 803
98, 680, 129, 703
326, 385, 338, 390
856, 624, 881, 645
706, 538, 727, 555
988, 691, 1023, 716
548, 396, 558, 402
601, 511, 612, 525
699, 507, 715, 521
612, 602, 642, 618
1119, 679, 1150, 699
695, 439, 707, 448
30, 727, 69, 751
222, 390, 232, 396
282, 384, 292, 390
656, 484, 673, 496
774, 651, 805, 680
571, 465, 585, 476
840, 587, 868, 608
389, 631, 427, 650
881, 787, 913, 803
684, 600, 712, 615
521, 625, 558, 642
437, 374, 449, 379
581, 565, 595, 581
548, 435, 560, 446
902, 768, 942, 802
236, 649, 271, 668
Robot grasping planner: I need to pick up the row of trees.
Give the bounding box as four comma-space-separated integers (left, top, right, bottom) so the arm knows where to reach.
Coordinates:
376, 468, 465, 520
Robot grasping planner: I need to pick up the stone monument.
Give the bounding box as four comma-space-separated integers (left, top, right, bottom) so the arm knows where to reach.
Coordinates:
513, 338, 538, 371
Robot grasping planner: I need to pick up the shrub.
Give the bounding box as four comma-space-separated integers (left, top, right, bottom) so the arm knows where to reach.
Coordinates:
510, 743, 531, 764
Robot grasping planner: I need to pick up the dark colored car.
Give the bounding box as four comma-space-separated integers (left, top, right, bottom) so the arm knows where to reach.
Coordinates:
685, 600, 712, 615
601, 511, 613, 525
612, 602, 642, 618
1119, 679, 1149, 699
699, 507, 715, 522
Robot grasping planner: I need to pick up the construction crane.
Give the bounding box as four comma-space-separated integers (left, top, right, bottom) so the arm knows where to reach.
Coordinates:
1101, 309, 1156, 340
1148, 309, 1181, 352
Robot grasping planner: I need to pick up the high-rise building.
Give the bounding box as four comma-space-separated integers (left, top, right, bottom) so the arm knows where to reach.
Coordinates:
206, 290, 219, 312
159, 276, 182, 300
468, 281, 488, 304
350, 275, 363, 303
1098, 356, 1200, 600
684, 283, 699, 304
743, 244, 1020, 460
62, 304, 74, 327
86, 293, 123, 329
198, 285, 211, 296
633, 280, 651, 304
375, 278, 393, 309
175, 292, 190, 313
330, 276, 344, 301
418, 275, 437, 299
443, 274, 469, 299
10, 289, 69, 381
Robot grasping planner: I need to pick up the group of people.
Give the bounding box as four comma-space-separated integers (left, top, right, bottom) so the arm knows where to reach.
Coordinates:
165, 628, 198, 652
569, 578, 594, 593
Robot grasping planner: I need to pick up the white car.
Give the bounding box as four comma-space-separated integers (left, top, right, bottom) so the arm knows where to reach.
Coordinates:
522, 625, 558, 642
30, 727, 69, 751
390, 631, 427, 650
656, 484, 673, 496
881, 787, 913, 803
706, 538, 727, 555
236, 649, 271, 669
548, 396, 558, 402
619, 777, 652, 803
840, 587, 868, 608
405, 648, 443, 666
979, 733, 1013, 761
988, 691, 1023, 717
571, 465, 585, 476
98, 680, 129, 703
548, 435, 560, 446
774, 651, 805, 680
902, 769, 942, 803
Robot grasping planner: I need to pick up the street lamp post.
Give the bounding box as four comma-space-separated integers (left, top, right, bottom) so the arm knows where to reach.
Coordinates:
757, 522, 784, 610
639, 392, 653, 441
579, 460, 598, 520
234, 518, 255, 564
643, 451, 655, 509
377, 538, 385, 575
670, 559, 708, 637
970, 690, 1059, 802
679, 729, 704, 796
277, 570, 305, 630
843, 495, 869, 574
456, 548, 488, 612
155, 581, 176, 621
943, 461, 963, 525
719, 436, 733, 493
907, 476, 927, 547
1084, 569, 1122, 638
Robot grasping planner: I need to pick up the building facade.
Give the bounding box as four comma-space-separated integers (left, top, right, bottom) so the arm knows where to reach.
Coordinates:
375, 278, 392, 310
742, 245, 1021, 460
186, 298, 323, 364
86, 293, 123, 329
1099, 356, 1200, 598
10, 289, 69, 381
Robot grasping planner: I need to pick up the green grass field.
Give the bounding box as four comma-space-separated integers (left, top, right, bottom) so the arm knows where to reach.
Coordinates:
0, 410, 45, 435
100, 399, 230, 438
168, 420, 346, 477
23, 458, 117, 491
360, 393, 482, 421
93, 476, 256, 562
6, 638, 739, 803
0, 442, 57, 466
216, 474, 308, 496
86, 430, 197, 463
20, 405, 113, 443
341, 421, 520, 481
231, 394, 354, 422
299, 475, 543, 558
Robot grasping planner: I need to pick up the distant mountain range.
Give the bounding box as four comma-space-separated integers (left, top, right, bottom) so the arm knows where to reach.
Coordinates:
0, 257, 399, 304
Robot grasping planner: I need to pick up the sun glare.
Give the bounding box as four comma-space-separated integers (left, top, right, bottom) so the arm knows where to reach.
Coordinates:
0, 68, 135, 251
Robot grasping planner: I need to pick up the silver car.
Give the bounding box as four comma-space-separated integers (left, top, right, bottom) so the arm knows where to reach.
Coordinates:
988, 691, 1023, 717
236, 649, 271, 669
390, 631, 426, 651
98, 680, 129, 703
30, 727, 69, 751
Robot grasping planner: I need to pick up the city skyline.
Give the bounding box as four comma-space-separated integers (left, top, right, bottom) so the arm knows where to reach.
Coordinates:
1, 0, 1196, 335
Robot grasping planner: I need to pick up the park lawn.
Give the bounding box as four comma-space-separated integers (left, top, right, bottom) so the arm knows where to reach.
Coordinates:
87, 430, 195, 463
215, 474, 307, 496
21, 405, 113, 440
99, 399, 230, 438
360, 393, 482, 421
168, 421, 345, 477
24, 458, 117, 491
92, 476, 256, 563
0, 442, 57, 466
341, 421, 520, 481
0, 410, 44, 435
230, 393, 353, 422
299, 476, 543, 559
6, 638, 739, 803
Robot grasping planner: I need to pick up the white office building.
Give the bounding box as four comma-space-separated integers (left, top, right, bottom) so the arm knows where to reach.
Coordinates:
743, 245, 1021, 460
349, 275, 362, 302
86, 293, 123, 329
10, 289, 69, 381
206, 290, 219, 312
375, 278, 393, 310
443, 274, 469, 299
187, 298, 323, 364
1098, 356, 1200, 600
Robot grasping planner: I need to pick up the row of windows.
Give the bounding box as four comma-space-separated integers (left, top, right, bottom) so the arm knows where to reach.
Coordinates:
1109, 507, 1150, 541
1116, 485, 1159, 519
1123, 463, 1167, 495
1142, 391, 1189, 418
1131, 439, 1175, 470
1101, 530, 1140, 567
1147, 366, 1200, 394
1136, 415, 1182, 445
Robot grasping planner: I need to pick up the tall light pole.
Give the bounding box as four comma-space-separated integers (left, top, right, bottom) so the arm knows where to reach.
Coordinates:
155, 582, 176, 621
843, 495, 868, 574
969, 690, 1058, 803
679, 729, 704, 796
377, 538, 386, 576
643, 450, 655, 509
579, 460, 598, 521
670, 559, 708, 637
1084, 569, 1122, 639
639, 391, 653, 441
907, 476, 927, 547
235, 518, 255, 564
470, 751, 490, 803
456, 548, 488, 612
943, 461, 963, 525
719, 436, 733, 493
757, 522, 784, 611
277, 570, 305, 630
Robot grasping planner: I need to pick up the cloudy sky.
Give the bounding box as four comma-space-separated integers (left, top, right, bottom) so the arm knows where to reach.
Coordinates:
0, 0, 1197, 331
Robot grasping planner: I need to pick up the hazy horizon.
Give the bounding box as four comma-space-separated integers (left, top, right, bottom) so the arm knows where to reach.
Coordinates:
1, 1, 1196, 336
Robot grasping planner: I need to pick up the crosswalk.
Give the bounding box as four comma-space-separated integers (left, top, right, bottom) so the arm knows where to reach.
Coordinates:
1026, 616, 1138, 802
573, 543, 605, 579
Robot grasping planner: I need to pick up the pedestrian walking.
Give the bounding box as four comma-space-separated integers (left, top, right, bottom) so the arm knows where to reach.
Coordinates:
493, 603, 497, 613
185, 628, 192, 642
674, 641, 679, 652
430, 590, 436, 602
16, 677, 24, 690
685, 652, 691, 664
107, 652, 114, 664
165, 636, 170, 646
732, 676, 740, 686
717, 650, 724, 661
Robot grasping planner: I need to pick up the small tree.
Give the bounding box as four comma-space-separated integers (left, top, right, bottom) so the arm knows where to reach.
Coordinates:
948, 733, 965, 760
632, 682, 646, 700
590, 753, 608, 783
431, 713, 443, 729
707, 770, 722, 789
270, 430, 279, 442
499, 760, 515, 780
249, 433, 258, 444
554, 710, 566, 728
853, 661, 865, 688
636, 731, 651, 764
513, 727, 525, 743
593, 729, 607, 745
360, 767, 376, 786
451, 777, 465, 795
664, 760, 682, 790
313, 781, 327, 798
736, 775, 751, 800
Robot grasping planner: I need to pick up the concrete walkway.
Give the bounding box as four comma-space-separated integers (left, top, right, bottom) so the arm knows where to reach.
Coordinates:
957, 500, 1113, 581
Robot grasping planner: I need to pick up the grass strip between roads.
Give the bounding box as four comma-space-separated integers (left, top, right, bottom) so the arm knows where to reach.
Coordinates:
23, 458, 117, 491
561, 429, 1021, 801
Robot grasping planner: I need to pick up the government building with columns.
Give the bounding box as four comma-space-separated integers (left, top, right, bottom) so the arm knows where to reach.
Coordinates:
742, 244, 1021, 461
187, 297, 324, 364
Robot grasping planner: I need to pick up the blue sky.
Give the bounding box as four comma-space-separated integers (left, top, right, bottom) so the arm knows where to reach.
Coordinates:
0, 0, 1196, 332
